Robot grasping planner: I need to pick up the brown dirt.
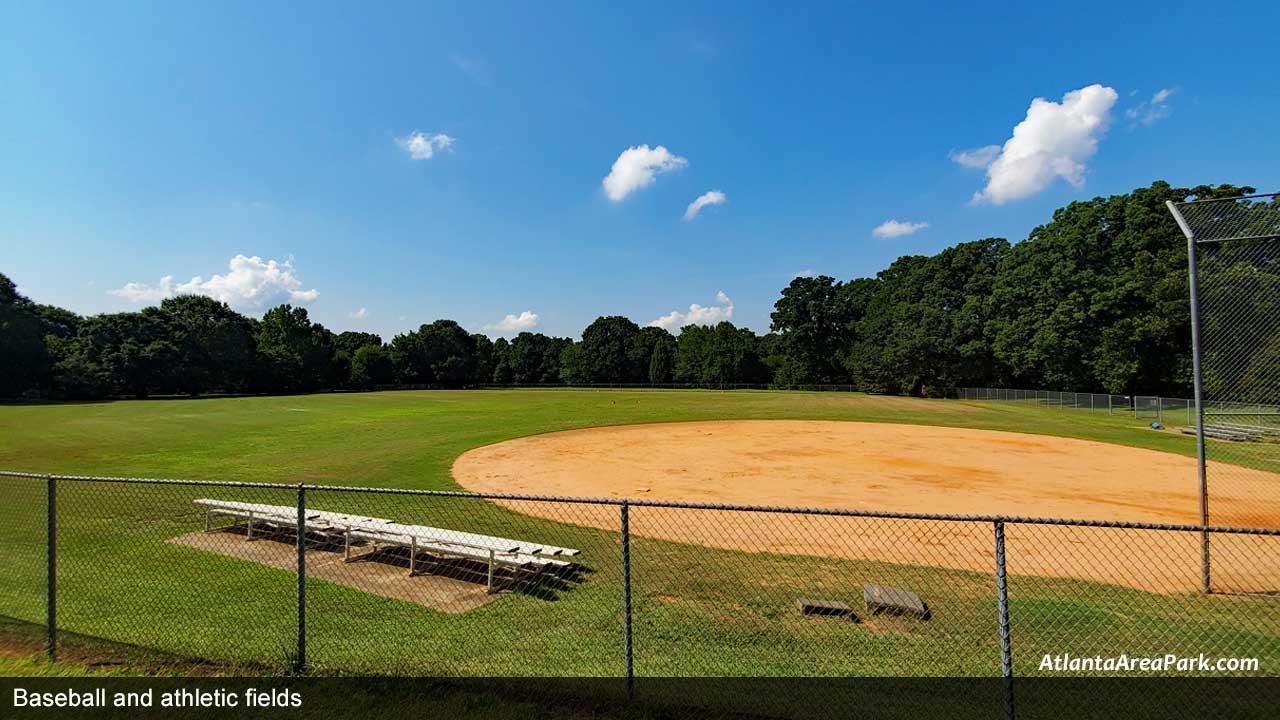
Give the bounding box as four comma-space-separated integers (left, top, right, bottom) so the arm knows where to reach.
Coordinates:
170, 530, 499, 612
452, 420, 1280, 593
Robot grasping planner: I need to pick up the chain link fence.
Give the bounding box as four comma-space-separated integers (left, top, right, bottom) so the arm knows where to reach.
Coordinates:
1, 470, 1278, 716
960, 388, 1133, 417
962, 387, 1280, 430
1170, 194, 1280, 549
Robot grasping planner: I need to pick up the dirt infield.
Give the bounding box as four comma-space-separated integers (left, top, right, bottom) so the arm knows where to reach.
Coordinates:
453, 421, 1280, 593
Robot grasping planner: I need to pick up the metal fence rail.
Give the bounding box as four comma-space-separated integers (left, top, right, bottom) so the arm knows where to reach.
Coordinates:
1, 470, 1277, 717
960, 388, 1131, 416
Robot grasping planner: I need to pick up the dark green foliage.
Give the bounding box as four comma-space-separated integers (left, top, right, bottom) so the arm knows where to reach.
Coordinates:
1199, 235, 1280, 403
350, 344, 395, 387
256, 305, 334, 393
577, 316, 643, 383
675, 322, 769, 385
3, 180, 1274, 400
558, 342, 586, 384
507, 332, 570, 384
31, 304, 82, 339
389, 320, 477, 387
848, 239, 1007, 397
0, 274, 50, 397
986, 182, 1252, 395
632, 326, 677, 385
491, 338, 514, 384
159, 295, 256, 395
49, 310, 178, 398
471, 333, 495, 385
769, 275, 854, 385
335, 331, 382, 357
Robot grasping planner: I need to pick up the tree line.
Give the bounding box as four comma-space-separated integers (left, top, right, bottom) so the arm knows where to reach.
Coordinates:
1, 181, 1268, 401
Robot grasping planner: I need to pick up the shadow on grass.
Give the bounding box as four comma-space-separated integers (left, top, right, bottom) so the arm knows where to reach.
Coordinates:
0, 614, 270, 676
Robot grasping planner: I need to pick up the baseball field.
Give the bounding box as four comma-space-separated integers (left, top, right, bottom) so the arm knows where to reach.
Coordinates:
1, 388, 1278, 678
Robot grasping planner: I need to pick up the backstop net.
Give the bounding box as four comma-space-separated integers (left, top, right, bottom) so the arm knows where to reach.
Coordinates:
1168, 193, 1280, 539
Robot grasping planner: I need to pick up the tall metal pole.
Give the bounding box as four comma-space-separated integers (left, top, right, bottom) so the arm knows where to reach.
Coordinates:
296, 485, 307, 671
46, 474, 57, 661
1170, 200, 1210, 594
994, 521, 1015, 720
620, 501, 634, 697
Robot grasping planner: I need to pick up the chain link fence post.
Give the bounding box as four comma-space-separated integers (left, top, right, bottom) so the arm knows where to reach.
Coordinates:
45, 473, 56, 661
295, 483, 307, 673
1164, 196, 1280, 592
994, 520, 1015, 720
620, 500, 634, 697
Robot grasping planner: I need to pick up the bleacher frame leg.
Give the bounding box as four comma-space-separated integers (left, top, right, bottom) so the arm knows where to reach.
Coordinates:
343, 530, 351, 562
409, 537, 417, 576
487, 550, 495, 593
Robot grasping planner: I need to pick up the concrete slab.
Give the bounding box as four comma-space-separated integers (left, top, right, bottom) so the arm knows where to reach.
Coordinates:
169, 530, 499, 613
863, 583, 929, 620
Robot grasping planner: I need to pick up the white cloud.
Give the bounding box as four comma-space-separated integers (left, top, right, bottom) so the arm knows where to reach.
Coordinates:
485, 310, 540, 334
949, 145, 1001, 170
872, 219, 930, 239
602, 144, 688, 202
110, 255, 319, 311
449, 53, 491, 86
111, 277, 175, 303
794, 269, 815, 278
649, 291, 734, 331
1125, 87, 1176, 127
350, 307, 368, 320
683, 190, 726, 221
968, 84, 1118, 205
396, 131, 456, 160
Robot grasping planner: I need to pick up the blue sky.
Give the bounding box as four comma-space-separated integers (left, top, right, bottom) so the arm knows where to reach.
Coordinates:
2, 1, 1278, 340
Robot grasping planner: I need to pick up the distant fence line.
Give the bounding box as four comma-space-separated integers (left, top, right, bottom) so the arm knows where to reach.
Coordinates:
378, 382, 866, 393
962, 387, 1280, 428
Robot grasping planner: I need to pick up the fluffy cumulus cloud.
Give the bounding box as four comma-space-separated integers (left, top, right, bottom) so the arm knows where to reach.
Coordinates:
396, 131, 456, 160
683, 190, 726, 221
485, 310, 540, 334
794, 269, 815, 278
350, 307, 368, 320
649, 291, 733, 331
110, 255, 319, 311
1126, 87, 1176, 127
602, 144, 688, 201
872, 219, 930, 239
961, 84, 1118, 205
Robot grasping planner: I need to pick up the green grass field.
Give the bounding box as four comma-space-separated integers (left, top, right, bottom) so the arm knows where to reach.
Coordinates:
0, 389, 1276, 684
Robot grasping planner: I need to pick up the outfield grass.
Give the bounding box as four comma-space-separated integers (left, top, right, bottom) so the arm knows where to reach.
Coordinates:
0, 389, 1276, 681
0, 389, 1232, 486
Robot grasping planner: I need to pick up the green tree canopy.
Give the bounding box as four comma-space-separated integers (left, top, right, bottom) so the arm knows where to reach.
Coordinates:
158, 295, 256, 395
350, 343, 395, 387
577, 316, 642, 383
769, 275, 853, 385
0, 273, 50, 397
256, 304, 333, 393
390, 320, 477, 387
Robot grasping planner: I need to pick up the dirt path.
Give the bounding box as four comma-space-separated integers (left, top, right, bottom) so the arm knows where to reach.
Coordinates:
453, 420, 1280, 593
